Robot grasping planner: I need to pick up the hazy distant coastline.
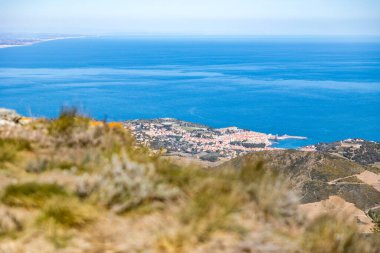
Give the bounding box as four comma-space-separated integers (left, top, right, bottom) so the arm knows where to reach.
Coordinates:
0, 35, 87, 49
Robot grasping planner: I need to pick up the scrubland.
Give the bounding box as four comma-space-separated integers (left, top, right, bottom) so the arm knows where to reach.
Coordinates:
0, 108, 379, 253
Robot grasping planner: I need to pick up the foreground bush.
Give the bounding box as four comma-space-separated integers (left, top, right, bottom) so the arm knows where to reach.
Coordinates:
78, 151, 180, 213
0, 138, 31, 168
1, 183, 67, 208
302, 214, 370, 253
37, 198, 97, 229
368, 209, 380, 233
180, 177, 246, 241
0, 207, 23, 237
47, 107, 90, 137
237, 159, 299, 218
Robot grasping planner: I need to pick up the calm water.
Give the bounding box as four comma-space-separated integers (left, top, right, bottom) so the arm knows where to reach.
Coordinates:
0, 37, 379, 147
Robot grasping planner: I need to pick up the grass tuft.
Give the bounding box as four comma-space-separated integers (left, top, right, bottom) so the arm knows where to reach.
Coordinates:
37, 198, 97, 229
1, 182, 67, 208
238, 158, 298, 218
181, 177, 246, 241
156, 161, 207, 191
0, 138, 32, 168
47, 107, 90, 136
302, 214, 370, 253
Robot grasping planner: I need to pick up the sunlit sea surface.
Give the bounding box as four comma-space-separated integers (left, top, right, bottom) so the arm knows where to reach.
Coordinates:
0, 37, 379, 147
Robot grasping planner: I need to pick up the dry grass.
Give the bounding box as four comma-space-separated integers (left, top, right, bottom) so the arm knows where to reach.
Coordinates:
47, 107, 90, 137
0, 207, 23, 237
301, 214, 371, 253
1, 182, 67, 208
37, 198, 97, 229
0, 108, 376, 252
82, 151, 180, 214
0, 138, 32, 168
180, 177, 246, 241
236, 158, 299, 218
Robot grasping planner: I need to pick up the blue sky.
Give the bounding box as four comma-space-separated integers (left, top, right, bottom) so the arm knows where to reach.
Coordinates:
1, 0, 379, 35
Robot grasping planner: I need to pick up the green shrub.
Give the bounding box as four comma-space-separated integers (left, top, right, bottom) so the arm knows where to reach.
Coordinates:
47, 107, 89, 136
37, 198, 96, 229
0, 138, 31, 151
0, 138, 32, 167
1, 182, 67, 208
368, 209, 380, 233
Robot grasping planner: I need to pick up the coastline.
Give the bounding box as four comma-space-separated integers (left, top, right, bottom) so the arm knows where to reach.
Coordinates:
1, 109, 378, 168
124, 118, 308, 162
0, 35, 87, 49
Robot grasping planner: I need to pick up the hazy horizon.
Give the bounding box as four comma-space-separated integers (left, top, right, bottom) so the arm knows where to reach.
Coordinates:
1, 0, 380, 36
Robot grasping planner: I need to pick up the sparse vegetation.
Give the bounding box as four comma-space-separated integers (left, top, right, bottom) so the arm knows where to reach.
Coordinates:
47, 107, 90, 137
302, 214, 370, 253
237, 158, 298, 218
368, 209, 380, 233
1, 182, 67, 208
0, 207, 23, 237
0, 108, 378, 252
37, 198, 97, 229
0, 138, 31, 168
180, 177, 246, 241
81, 151, 180, 213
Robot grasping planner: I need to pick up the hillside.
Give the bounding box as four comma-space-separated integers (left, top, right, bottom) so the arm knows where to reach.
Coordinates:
218, 150, 380, 210
0, 108, 380, 252
313, 139, 380, 170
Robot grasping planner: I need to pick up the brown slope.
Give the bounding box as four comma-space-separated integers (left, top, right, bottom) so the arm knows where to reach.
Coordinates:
218, 150, 380, 211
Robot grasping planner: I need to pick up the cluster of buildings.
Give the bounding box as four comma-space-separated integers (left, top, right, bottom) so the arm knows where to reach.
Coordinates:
124, 118, 285, 161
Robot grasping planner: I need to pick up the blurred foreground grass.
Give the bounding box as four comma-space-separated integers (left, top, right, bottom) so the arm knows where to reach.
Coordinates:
0, 108, 378, 253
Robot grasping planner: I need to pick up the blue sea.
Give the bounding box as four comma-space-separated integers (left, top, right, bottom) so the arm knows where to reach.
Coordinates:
0, 36, 379, 147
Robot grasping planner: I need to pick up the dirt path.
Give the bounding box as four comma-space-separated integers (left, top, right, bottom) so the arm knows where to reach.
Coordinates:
327, 175, 358, 185
327, 171, 380, 192
356, 170, 380, 192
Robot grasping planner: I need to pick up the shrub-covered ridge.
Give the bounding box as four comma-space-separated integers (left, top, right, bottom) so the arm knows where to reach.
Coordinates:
0, 108, 379, 253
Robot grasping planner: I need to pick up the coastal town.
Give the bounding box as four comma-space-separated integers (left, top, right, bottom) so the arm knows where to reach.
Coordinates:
124, 118, 306, 161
